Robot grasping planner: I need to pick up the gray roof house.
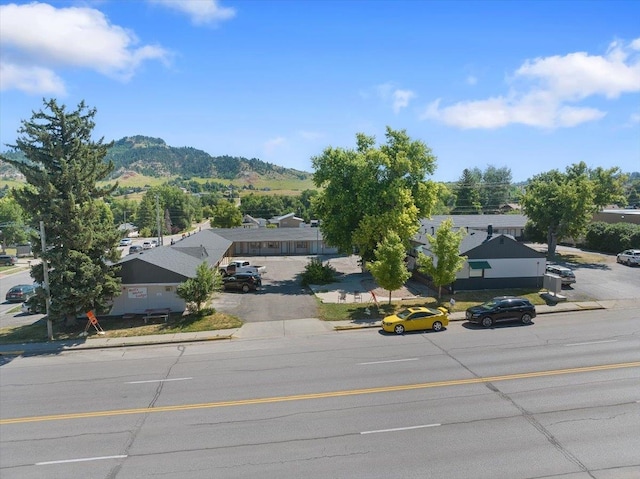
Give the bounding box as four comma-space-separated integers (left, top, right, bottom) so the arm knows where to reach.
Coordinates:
412, 222, 545, 292
418, 215, 528, 240
110, 231, 233, 315
110, 227, 337, 315
268, 212, 305, 228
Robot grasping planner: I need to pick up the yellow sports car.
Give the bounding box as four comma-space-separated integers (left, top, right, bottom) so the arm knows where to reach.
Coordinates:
382, 306, 449, 335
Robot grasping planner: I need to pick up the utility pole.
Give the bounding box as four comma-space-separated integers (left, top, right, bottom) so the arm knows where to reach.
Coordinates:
39, 221, 53, 340
155, 195, 163, 246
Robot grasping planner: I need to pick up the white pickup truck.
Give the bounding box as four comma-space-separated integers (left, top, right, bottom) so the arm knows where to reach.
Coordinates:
219, 260, 267, 277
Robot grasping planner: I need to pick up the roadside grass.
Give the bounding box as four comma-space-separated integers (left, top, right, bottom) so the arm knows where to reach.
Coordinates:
317, 289, 547, 321
0, 309, 242, 344
553, 251, 610, 265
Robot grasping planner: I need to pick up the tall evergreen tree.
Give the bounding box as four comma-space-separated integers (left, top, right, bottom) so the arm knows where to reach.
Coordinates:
1, 99, 121, 329
453, 168, 482, 214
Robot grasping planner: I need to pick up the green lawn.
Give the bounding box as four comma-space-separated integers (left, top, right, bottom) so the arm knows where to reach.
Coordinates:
0, 310, 242, 344
317, 288, 549, 321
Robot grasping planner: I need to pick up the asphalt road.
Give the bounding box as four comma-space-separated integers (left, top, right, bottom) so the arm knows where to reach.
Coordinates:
1, 308, 639, 479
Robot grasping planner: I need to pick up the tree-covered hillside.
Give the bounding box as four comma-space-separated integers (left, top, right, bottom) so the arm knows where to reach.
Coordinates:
106, 135, 311, 180
1, 135, 311, 182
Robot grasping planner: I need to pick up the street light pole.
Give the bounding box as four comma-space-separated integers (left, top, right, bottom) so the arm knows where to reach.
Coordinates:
39, 221, 53, 340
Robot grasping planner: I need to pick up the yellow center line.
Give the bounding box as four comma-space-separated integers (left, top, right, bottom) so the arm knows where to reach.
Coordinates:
2, 361, 639, 425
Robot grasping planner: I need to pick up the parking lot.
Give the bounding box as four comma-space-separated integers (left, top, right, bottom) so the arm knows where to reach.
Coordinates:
212, 250, 640, 323
212, 256, 325, 322
556, 254, 640, 302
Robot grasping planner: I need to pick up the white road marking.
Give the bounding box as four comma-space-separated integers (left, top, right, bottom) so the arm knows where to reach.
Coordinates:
361, 423, 441, 435
36, 455, 127, 465
565, 340, 617, 347
126, 377, 193, 384
359, 358, 419, 365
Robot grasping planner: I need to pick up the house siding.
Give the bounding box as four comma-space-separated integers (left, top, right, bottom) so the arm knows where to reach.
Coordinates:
110, 283, 186, 315
455, 276, 540, 290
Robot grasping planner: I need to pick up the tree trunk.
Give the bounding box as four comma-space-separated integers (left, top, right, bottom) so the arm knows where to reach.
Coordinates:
437, 285, 442, 299
547, 227, 558, 261
65, 314, 78, 328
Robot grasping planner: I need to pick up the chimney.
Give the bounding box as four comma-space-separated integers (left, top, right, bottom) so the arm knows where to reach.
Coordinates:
487, 224, 493, 239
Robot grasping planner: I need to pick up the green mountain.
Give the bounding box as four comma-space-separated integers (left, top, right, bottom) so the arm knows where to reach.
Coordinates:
107, 136, 310, 180
0, 135, 312, 181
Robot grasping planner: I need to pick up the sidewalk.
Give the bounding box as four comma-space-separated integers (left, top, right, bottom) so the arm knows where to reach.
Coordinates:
0, 299, 618, 356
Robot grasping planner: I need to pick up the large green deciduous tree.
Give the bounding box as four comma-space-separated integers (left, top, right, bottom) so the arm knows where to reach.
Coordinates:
136, 185, 202, 234
0, 195, 29, 251
1, 99, 121, 329
211, 200, 242, 228
521, 162, 626, 259
312, 127, 440, 262
177, 262, 222, 314
481, 165, 512, 213
367, 232, 412, 304
416, 217, 467, 298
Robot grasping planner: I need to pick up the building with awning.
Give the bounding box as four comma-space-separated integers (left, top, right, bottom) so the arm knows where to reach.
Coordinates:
411, 220, 545, 292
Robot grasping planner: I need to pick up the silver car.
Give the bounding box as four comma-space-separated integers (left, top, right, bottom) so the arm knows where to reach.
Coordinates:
616, 249, 640, 266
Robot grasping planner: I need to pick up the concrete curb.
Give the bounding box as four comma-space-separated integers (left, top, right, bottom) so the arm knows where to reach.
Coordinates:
331, 303, 607, 331
0, 303, 609, 354
0, 333, 235, 356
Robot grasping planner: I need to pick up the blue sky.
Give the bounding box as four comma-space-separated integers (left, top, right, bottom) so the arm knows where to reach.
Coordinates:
1, 0, 639, 183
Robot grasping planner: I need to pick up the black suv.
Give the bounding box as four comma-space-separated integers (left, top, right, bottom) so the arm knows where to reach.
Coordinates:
465, 296, 536, 328
222, 273, 262, 293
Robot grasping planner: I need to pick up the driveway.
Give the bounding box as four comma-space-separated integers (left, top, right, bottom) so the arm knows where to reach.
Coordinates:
549, 248, 640, 302
211, 256, 320, 322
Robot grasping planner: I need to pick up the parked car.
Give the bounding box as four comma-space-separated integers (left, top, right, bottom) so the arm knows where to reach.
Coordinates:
465, 296, 536, 328
142, 241, 155, 250
382, 306, 449, 335
222, 273, 262, 293
119, 238, 133, 247
0, 254, 18, 266
545, 264, 576, 285
129, 245, 143, 254
21, 298, 43, 314
6, 284, 37, 303
616, 249, 640, 266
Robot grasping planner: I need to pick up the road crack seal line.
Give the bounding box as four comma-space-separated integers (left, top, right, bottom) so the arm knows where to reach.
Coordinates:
105, 344, 186, 479
424, 335, 596, 478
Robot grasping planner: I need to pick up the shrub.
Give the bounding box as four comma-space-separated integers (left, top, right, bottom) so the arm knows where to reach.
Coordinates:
584, 222, 640, 253
301, 258, 337, 286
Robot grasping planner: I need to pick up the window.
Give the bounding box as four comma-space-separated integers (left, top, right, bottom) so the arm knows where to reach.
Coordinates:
267, 241, 280, 248
296, 241, 307, 248
468, 260, 491, 278
249, 242, 261, 249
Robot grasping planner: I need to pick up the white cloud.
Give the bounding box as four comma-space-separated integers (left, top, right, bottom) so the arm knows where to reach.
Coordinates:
423, 38, 640, 129
628, 112, 640, 125
298, 130, 324, 141
0, 63, 65, 94
392, 89, 416, 114
0, 2, 170, 93
372, 83, 415, 113
149, 0, 236, 25
264, 137, 286, 155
